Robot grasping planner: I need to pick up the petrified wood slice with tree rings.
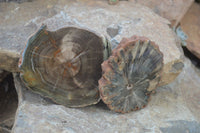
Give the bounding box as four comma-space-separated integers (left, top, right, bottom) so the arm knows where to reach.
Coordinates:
19, 25, 111, 107
99, 36, 163, 113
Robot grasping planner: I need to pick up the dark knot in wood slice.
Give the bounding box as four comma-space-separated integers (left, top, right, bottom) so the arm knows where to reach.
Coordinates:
99, 35, 163, 113
19, 25, 111, 107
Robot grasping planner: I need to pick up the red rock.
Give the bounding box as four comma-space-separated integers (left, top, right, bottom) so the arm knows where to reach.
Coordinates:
130, 0, 194, 27
180, 3, 200, 59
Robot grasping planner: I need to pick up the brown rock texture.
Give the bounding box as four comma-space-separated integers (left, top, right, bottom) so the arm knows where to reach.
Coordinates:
180, 3, 200, 59
130, 0, 194, 27
0, 51, 19, 72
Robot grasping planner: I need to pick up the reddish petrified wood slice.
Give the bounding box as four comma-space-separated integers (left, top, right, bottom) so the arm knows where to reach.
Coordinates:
99, 36, 163, 113
19, 25, 110, 107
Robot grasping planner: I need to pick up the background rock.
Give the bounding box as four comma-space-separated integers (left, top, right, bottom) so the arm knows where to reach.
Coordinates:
180, 3, 200, 59
0, 0, 183, 85
12, 57, 200, 133
130, 0, 194, 27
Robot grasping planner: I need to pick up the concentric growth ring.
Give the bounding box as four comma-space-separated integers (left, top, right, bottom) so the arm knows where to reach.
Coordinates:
19, 25, 110, 107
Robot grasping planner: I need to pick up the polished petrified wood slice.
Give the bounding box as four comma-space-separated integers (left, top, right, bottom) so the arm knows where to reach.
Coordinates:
99, 36, 163, 113
19, 25, 110, 107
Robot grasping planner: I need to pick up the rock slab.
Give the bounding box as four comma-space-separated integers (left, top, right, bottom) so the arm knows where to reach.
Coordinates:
12, 58, 200, 133
0, 0, 183, 85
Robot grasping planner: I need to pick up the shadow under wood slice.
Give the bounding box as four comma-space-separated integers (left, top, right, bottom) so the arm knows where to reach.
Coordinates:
0, 73, 18, 133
